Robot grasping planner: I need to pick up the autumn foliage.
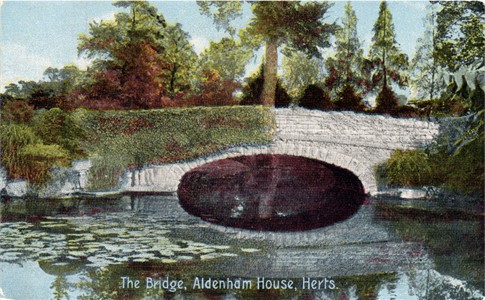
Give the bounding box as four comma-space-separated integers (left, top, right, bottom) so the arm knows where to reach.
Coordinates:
78, 41, 165, 109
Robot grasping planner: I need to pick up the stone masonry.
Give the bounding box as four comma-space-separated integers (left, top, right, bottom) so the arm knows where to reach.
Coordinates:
123, 108, 441, 195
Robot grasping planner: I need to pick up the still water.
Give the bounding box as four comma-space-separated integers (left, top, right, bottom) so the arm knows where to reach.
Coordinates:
0, 193, 483, 300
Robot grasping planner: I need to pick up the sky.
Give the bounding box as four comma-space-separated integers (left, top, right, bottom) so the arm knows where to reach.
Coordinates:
0, 0, 430, 93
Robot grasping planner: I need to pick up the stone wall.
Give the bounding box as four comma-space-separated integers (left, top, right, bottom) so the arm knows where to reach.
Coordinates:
122, 108, 441, 195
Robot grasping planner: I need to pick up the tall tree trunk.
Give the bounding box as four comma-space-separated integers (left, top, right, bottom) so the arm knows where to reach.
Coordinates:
261, 38, 278, 107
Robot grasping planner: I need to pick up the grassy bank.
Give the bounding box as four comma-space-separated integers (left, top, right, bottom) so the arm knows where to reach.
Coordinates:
80, 106, 275, 189
1, 106, 275, 190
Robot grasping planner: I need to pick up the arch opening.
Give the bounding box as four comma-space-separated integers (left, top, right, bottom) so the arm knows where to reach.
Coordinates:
178, 154, 365, 231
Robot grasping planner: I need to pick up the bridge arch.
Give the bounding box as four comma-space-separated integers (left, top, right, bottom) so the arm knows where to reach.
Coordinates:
182, 141, 376, 194
127, 140, 377, 194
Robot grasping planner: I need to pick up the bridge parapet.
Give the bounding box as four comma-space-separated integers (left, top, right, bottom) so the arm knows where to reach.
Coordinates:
275, 108, 440, 150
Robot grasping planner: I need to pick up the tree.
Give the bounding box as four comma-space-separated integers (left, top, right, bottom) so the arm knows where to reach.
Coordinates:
198, 37, 252, 82
78, 1, 167, 107
159, 23, 198, 97
298, 84, 332, 110
197, 1, 243, 37
410, 3, 443, 100
198, 1, 337, 106
435, 1, 485, 71
3, 80, 40, 99
42, 65, 84, 98
281, 49, 325, 99
368, 1, 408, 92
325, 2, 366, 95
240, 64, 292, 108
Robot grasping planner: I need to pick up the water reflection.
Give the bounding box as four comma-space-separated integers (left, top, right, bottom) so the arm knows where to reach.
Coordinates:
0, 194, 483, 299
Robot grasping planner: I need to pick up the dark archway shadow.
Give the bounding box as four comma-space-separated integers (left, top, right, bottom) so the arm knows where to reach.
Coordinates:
178, 154, 366, 231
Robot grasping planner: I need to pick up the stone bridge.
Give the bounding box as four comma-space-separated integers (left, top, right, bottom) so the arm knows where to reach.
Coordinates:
123, 108, 440, 195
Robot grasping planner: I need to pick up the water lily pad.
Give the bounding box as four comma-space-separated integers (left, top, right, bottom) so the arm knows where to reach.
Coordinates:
177, 255, 193, 260
241, 248, 260, 253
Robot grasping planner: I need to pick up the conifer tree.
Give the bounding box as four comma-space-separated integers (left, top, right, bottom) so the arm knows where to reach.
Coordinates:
325, 2, 365, 94
368, 1, 408, 92
410, 3, 442, 100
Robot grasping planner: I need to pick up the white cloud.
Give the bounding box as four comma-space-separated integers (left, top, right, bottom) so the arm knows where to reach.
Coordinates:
92, 11, 116, 23
0, 42, 56, 90
190, 36, 209, 55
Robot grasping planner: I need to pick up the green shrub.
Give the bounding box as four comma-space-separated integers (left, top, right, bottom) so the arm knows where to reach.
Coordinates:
382, 149, 433, 187
33, 108, 86, 157
19, 144, 69, 184
240, 64, 292, 107
1, 124, 40, 179
0, 124, 68, 184
444, 134, 484, 195
382, 139, 484, 195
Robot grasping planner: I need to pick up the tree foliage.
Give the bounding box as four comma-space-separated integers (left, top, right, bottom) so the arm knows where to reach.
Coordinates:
197, 1, 243, 37
198, 37, 252, 82
78, 1, 168, 107
159, 23, 198, 98
325, 2, 366, 96
198, 1, 337, 106
3, 80, 40, 100
435, 1, 485, 70
368, 1, 408, 93
281, 49, 325, 99
409, 3, 444, 100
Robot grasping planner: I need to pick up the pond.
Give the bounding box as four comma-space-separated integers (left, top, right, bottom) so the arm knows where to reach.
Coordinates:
0, 193, 483, 300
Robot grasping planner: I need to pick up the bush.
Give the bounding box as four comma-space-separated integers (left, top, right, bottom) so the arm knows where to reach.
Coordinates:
444, 134, 484, 195
33, 108, 86, 157
298, 84, 333, 110
0, 124, 68, 184
389, 105, 424, 118
174, 73, 241, 107
374, 85, 399, 113
240, 71, 263, 105
240, 65, 292, 107
381, 138, 484, 195
1, 124, 40, 179
409, 97, 467, 117
2, 100, 34, 123
334, 84, 365, 112
382, 149, 433, 187
19, 144, 69, 183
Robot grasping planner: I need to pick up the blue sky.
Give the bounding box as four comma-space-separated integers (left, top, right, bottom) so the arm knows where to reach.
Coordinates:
0, 1, 429, 92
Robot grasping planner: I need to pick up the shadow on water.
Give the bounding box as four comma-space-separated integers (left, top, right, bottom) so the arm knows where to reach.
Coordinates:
0, 193, 483, 299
